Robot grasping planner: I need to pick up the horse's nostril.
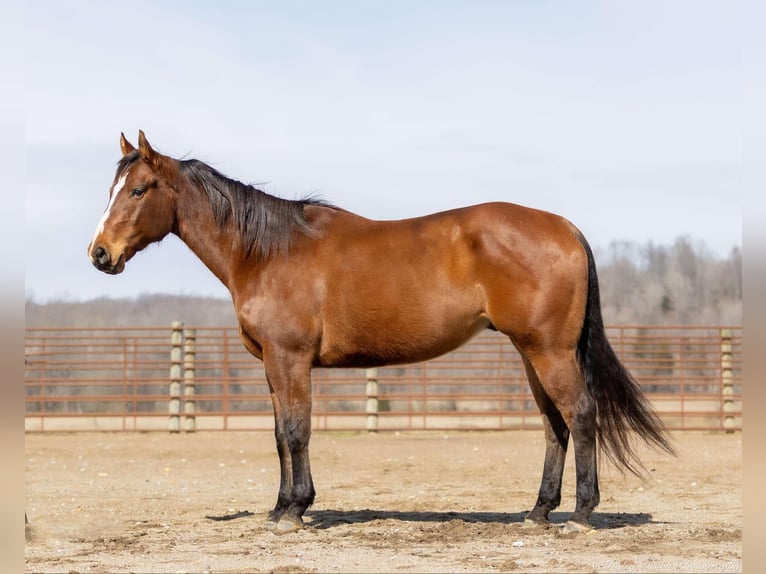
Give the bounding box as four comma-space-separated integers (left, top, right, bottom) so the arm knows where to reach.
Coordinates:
93, 246, 109, 265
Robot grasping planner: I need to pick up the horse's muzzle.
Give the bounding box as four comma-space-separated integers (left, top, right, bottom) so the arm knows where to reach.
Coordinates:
89, 244, 125, 275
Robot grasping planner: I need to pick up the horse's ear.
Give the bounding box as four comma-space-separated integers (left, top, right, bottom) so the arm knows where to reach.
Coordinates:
137, 130, 161, 168
120, 132, 136, 156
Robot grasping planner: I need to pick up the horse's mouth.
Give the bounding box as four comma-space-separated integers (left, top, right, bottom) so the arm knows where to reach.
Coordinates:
92, 253, 126, 275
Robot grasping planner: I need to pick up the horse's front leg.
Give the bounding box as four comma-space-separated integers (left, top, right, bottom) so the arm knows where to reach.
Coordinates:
263, 378, 293, 530
262, 351, 315, 534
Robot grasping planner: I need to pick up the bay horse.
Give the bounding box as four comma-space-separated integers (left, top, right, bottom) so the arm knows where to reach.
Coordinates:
88, 131, 674, 534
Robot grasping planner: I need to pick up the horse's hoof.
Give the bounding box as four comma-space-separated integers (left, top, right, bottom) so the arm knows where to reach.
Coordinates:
274, 516, 304, 535
561, 520, 592, 534
522, 517, 549, 529
264, 510, 287, 531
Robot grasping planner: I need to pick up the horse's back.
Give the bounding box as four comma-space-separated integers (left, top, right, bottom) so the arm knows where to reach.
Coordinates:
313, 200, 582, 259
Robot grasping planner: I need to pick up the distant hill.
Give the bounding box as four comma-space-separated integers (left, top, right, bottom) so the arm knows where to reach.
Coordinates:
25, 294, 237, 328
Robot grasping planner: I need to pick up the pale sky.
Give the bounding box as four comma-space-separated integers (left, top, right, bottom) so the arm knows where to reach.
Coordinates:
25, 0, 742, 303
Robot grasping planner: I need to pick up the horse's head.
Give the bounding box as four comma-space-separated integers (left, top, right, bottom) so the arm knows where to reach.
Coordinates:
88, 131, 178, 274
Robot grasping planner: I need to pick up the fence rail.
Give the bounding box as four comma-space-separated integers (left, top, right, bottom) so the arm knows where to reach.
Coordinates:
25, 325, 742, 432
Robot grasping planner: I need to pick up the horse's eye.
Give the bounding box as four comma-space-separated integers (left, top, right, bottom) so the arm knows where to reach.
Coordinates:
130, 187, 146, 198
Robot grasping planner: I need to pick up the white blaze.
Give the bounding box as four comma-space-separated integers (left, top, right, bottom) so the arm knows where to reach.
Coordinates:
91, 169, 129, 245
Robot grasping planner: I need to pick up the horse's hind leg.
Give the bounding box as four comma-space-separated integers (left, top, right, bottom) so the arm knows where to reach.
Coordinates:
522, 355, 570, 526
522, 349, 600, 530
567, 383, 600, 530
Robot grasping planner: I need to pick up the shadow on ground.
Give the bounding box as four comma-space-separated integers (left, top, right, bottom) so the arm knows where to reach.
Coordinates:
304, 509, 654, 530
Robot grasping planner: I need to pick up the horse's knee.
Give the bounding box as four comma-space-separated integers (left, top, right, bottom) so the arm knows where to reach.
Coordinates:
285, 417, 311, 453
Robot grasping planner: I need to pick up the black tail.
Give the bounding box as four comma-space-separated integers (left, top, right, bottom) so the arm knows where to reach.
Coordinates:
575, 232, 676, 475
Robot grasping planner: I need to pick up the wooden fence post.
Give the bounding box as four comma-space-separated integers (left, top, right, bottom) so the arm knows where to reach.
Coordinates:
720, 328, 734, 433
169, 321, 183, 433
183, 328, 196, 433
366, 368, 379, 433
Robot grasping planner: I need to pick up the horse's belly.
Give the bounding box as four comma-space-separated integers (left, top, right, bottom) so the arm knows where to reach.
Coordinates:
316, 315, 491, 368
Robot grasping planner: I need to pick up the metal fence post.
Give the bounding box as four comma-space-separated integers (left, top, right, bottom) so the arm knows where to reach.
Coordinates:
169, 322, 184, 433
183, 328, 196, 433
720, 328, 734, 433
366, 368, 379, 433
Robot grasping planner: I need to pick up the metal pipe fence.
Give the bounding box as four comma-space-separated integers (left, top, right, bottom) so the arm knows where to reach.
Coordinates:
24, 325, 742, 432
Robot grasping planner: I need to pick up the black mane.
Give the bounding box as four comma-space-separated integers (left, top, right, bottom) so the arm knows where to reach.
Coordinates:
178, 159, 333, 260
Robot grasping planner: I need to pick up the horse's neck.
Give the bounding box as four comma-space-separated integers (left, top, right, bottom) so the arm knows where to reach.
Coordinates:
173, 190, 240, 290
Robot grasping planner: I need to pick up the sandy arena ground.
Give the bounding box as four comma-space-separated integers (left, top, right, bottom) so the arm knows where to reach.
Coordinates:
25, 430, 741, 573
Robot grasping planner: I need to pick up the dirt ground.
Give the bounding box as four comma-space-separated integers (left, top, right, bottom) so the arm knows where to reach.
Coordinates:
25, 430, 741, 573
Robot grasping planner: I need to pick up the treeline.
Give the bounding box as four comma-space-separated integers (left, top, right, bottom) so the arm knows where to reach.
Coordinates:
26, 237, 741, 327
595, 236, 741, 325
